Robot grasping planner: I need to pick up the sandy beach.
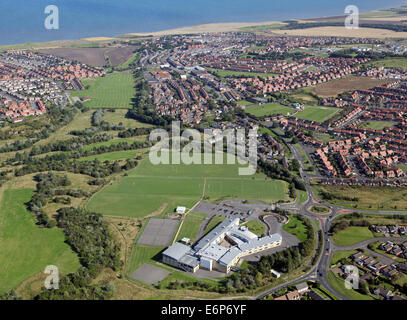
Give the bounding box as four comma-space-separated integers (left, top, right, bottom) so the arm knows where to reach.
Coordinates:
123, 21, 283, 37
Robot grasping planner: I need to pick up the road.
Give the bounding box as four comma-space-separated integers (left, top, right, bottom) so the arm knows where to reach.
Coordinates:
255, 140, 407, 300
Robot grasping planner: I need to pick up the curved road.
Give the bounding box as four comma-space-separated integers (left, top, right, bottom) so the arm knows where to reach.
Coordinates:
255, 141, 407, 300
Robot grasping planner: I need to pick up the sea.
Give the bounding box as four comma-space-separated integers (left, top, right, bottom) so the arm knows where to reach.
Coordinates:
0, 0, 406, 45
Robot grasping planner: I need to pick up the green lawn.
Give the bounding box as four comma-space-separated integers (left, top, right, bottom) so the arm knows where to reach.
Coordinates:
298, 190, 308, 205
333, 227, 374, 247
0, 189, 80, 294
327, 271, 373, 300
87, 152, 289, 218
330, 250, 357, 265
204, 177, 288, 203
282, 215, 308, 242
243, 220, 266, 236
127, 245, 165, 272
71, 72, 134, 109
360, 121, 395, 130
176, 212, 208, 243
295, 106, 340, 122
310, 205, 330, 214
246, 103, 294, 117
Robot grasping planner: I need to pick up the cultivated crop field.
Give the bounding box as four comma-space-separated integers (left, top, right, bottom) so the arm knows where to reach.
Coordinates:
86, 152, 289, 218
0, 188, 80, 293
312, 76, 393, 97
294, 106, 340, 122
38, 47, 108, 66
71, 72, 134, 109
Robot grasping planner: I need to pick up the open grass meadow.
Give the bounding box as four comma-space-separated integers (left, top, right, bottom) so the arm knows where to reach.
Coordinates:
314, 184, 407, 211
367, 57, 407, 70
245, 103, 294, 117
102, 109, 153, 128
360, 121, 395, 130
79, 148, 149, 162
71, 72, 134, 109
294, 106, 340, 122
0, 188, 80, 294
87, 152, 289, 218
332, 226, 374, 247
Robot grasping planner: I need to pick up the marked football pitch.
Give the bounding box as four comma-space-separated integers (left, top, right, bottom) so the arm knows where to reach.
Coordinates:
86, 153, 289, 218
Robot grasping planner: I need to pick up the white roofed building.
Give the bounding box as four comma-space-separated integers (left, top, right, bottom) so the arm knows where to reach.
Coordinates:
162, 217, 282, 274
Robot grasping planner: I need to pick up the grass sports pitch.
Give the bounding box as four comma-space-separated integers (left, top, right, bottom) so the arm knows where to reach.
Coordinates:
71, 72, 134, 109
294, 106, 340, 122
86, 152, 289, 218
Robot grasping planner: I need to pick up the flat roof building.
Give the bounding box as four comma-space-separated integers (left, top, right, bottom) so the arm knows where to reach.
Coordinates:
162, 217, 282, 274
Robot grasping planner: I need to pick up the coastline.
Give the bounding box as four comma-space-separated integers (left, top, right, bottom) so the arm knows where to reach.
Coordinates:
120, 20, 284, 37
1, 4, 407, 49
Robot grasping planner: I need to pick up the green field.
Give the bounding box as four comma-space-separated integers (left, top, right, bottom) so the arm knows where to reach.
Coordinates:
314, 132, 336, 142
243, 220, 266, 236
367, 57, 407, 70
102, 109, 153, 128
245, 103, 294, 117
71, 72, 134, 109
82, 137, 146, 151
310, 205, 330, 214
360, 121, 395, 130
239, 24, 286, 31
0, 189, 80, 294
87, 153, 289, 218
127, 244, 220, 289
314, 184, 407, 211
327, 271, 373, 300
207, 68, 277, 78
295, 106, 340, 122
114, 53, 139, 71
127, 245, 165, 272
176, 211, 208, 243
333, 227, 374, 247
79, 148, 149, 161
282, 215, 308, 242
330, 250, 357, 265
